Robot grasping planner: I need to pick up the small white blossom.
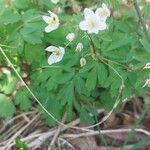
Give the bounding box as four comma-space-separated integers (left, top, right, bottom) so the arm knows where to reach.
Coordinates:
121, 0, 128, 4
75, 43, 83, 52
80, 57, 86, 67
145, 0, 150, 3
42, 11, 59, 32
79, 8, 107, 34
144, 63, 150, 69
66, 33, 75, 42
96, 3, 110, 22
45, 46, 65, 65
51, 0, 59, 4
146, 24, 149, 30
143, 77, 150, 88
1, 67, 11, 74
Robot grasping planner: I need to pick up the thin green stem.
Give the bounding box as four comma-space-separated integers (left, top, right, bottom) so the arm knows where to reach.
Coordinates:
86, 33, 96, 54
0, 44, 17, 49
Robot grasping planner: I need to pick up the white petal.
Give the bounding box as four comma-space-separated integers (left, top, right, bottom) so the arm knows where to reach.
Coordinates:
79, 21, 88, 31
88, 28, 99, 34
45, 46, 59, 52
48, 54, 57, 65
59, 47, 65, 55
144, 63, 150, 69
48, 53, 63, 65
44, 24, 58, 32
48, 11, 57, 18
66, 33, 75, 42
96, 4, 110, 21
95, 8, 102, 15
102, 3, 107, 9
75, 43, 83, 52
84, 8, 95, 19
80, 57, 86, 67
51, 0, 59, 4
102, 3, 110, 17
47, 11, 59, 23
99, 21, 107, 30
42, 16, 51, 24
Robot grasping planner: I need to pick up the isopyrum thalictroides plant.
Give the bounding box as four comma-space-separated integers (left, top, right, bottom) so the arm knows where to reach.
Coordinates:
0, 0, 150, 126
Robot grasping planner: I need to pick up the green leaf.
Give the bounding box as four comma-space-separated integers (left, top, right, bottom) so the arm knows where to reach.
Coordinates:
1, 75, 18, 95
14, 0, 30, 9
20, 22, 44, 44
0, 94, 15, 118
96, 62, 108, 86
58, 81, 74, 105
86, 67, 97, 91
43, 97, 61, 126
0, 9, 20, 25
46, 77, 57, 91
7, 32, 24, 53
110, 75, 122, 90
74, 75, 86, 95
22, 9, 41, 22
127, 72, 137, 85
15, 138, 31, 150
54, 71, 74, 84
140, 38, 150, 52
45, 26, 68, 45
80, 107, 95, 125
15, 90, 31, 111
24, 44, 44, 63
100, 91, 115, 110
91, 35, 101, 48
106, 34, 133, 51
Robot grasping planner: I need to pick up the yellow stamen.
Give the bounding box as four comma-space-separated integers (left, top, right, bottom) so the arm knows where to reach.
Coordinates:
54, 50, 61, 56
88, 20, 97, 29
49, 17, 57, 25
101, 11, 107, 17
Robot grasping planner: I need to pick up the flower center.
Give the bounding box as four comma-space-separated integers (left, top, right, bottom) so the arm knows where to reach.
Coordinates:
49, 17, 57, 25
54, 50, 61, 56
101, 11, 107, 17
88, 20, 97, 29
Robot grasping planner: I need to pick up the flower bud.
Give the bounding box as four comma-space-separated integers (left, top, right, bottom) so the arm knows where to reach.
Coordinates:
66, 33, 75, 42
51, 0, 59, 4
75, 43, 83, 52
80, 57, 86, 67
144, 63, 150, 69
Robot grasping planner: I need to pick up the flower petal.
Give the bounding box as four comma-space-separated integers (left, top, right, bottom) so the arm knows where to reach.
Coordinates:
84, 8, 95, 19
99, 21, 107, 30
45, 46, 59, 52
48, 53, 63, 65
44, 24, 58, 32
48, 10, 58, 19
59, 47, 65, 55
79, 21, 88, 31
42, 16, 51, 24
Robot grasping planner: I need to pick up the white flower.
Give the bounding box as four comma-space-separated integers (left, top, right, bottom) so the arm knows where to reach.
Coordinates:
66, 33, 75, 42
80, 57, 86, 67
75, 43, 83, 52
144, 63, 150, 69
121, 0, 128, 4
79, 8, 107, 34
143, 77, 150, 88
51, 0, 59, 4
96, 3, 110, 22
42, 11, 59, 32
45, 46, 65, 65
